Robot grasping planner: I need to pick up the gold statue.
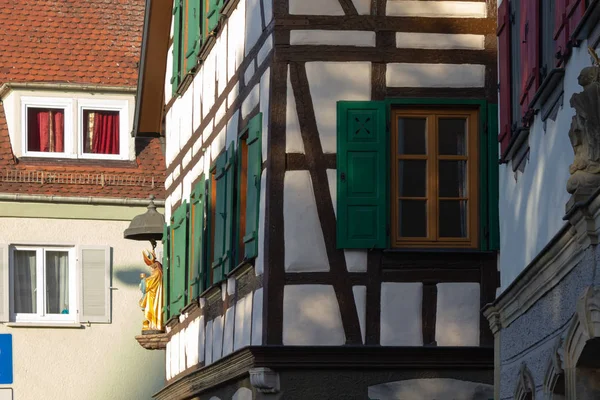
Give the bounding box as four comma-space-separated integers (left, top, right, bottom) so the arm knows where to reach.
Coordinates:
139, 241, 164, 333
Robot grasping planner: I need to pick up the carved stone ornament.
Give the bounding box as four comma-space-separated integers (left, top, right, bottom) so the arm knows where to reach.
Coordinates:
543, 336, 565, 395
576, 286, 600, 340
566, 49, 600, 194
514, 363, 536, 400
249, 368, 280, 394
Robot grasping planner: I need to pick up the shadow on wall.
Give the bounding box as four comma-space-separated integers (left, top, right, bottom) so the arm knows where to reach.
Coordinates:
115, 268, 147, 286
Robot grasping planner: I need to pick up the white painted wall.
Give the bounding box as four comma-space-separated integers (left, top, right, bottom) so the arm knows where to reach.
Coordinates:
290, 30, 376, 47
166, 287, 263, 379
380, 283, 423, 346
498, 41, 599, 292
289, 0, 344, 15
368, 378, 494, 400
284, 171, 329, 272
0, 216, 164, 400
386, 63, 486, 88
435, 283, 480, 346
386, 1, 487, 18
282, 285, 345, 345
306, 61, 371, 153
395, 32, 485, 50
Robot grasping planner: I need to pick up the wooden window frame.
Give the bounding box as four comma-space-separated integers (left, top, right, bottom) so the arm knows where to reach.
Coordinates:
390, 108, 479, 249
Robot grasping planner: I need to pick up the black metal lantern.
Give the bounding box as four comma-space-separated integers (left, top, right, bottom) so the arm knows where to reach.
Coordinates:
124, 195, 164, 244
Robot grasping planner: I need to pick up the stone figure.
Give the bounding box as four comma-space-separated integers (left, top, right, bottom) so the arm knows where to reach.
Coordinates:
139, 241, 164, 333
567, 48, 600, 194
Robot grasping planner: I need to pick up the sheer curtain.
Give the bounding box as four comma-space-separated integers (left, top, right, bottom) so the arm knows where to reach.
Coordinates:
45, 251, 69, 314
83, 110, 120, 155
14, 251, 36, 314
27, 108, 65, 152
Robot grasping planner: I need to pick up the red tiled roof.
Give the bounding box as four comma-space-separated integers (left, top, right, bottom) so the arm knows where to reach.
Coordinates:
0, 0, 166, 200
0, 0, 145, 86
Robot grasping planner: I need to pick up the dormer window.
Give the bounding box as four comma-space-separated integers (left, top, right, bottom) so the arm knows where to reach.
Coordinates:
19, 95, 129, 160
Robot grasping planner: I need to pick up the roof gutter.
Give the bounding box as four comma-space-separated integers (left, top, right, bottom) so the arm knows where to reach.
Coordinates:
132, 0, 154, 138
0, 193, 164, 207
0, 82, 136, 100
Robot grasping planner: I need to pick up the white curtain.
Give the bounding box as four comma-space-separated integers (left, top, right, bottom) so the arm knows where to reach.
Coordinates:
46, 251, 69, 314
14, 250, 36, 313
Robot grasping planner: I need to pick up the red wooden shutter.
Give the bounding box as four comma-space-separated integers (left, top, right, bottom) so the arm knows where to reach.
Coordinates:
567, 0, 586, 40
555, 0, 586, 66
520, 0, 540, 121
497, 0, 512, 156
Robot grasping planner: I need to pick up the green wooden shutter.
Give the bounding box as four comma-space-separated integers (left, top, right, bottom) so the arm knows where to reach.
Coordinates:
189, 175, 205, 299
170, 202, 189, 314
162, 224, 170, 320
243, 113, 262, 260
212, 151, 227, 283
184, 0, 201, 73
336, 101, 388, 249
223, 146, 236, 274
171, 0, 183, 94
487, 104, 500, 251
206, 0, 223, 34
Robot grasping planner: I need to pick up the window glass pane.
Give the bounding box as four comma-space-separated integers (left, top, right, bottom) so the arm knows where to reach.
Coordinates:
438, 118, 467, 155
439, 160, 467, 197
439, 200, 467, 238
398, 160, 427, 197
27, 108, 65, 153
45, 251, 70, 315
14, 250, 37, 314
397, 117, 426, 155
82, 110, 120, 155
398, 200, 427, 237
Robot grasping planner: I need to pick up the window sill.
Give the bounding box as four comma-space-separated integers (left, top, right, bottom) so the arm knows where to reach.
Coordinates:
382, 248, 495, 254
17, 156, 138, 168
573, 0, 600, 46
531, 68, 565, 123
5, 322, 83, 329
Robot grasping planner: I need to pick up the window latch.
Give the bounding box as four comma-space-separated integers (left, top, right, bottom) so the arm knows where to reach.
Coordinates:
340, 172, 346, 182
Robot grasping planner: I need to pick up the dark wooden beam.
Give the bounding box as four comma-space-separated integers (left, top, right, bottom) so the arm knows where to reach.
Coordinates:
422, 283, 438, 346
263, 61, 288, 345
274, 15, 496, 34
276, 45, 495, 64
338, 0, 359, 16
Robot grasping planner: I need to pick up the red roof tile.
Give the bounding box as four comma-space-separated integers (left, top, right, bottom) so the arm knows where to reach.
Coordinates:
0, 0, 145, 87
0, 1, 167, 201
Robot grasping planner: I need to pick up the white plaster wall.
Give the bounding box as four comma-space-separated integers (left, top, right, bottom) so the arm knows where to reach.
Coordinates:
0, 217, 164, 400
351, 0, 370, 14
286, 66, 305, 153
282, 285, 345, 345
290, 30, 376, 47
386, 63, 486, 88
254, 170, 267, 277
368, 379, 494, 400
386, 1, 487, 18
435, 283, 480, 346
306, 62, 371, 153
395, 32, 485, 50
353, 286, 367, 344
498, 42, 597, 292
260, 67, 271, 163
245, 0, 263, 56
251, 288, 263, 345
380, 283, 423, 346
284, 171, 329, 272
289, 0, 344, 15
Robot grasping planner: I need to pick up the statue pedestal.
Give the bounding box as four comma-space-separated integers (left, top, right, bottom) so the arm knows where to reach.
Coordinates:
565, 187, 599, 216
135, 332, 168, 350
142, 329, 165, 335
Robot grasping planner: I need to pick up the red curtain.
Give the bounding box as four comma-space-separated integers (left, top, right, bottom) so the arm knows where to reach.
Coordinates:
27, 108, 64, 152
91, 111, 119, 155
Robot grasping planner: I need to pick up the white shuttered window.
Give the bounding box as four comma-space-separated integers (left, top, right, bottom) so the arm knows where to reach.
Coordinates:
0, 244, 111, 325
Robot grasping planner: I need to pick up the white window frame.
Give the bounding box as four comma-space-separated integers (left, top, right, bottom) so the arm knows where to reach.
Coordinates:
9, 245, 77, 324
77, 98, 129, 160
20, 97, 75, 158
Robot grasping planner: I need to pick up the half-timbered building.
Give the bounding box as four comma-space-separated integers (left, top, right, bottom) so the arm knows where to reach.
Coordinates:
137, 0, 499, 398
484, 0, 600, 399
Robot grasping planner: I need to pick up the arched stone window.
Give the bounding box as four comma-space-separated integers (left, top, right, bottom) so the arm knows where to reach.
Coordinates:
514, 363, 536, 400
543, 337, 565, 400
